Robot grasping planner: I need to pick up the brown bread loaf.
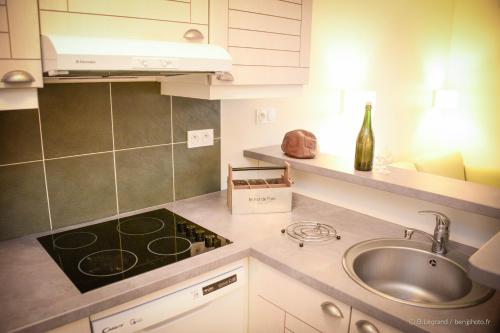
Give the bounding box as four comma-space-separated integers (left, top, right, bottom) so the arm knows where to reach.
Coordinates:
281, 129, 317, 159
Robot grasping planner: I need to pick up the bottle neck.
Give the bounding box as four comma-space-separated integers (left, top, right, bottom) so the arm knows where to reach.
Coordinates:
362, 106, 372, 128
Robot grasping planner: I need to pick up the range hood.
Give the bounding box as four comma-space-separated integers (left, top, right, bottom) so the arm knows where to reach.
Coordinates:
41, 34, 232, 79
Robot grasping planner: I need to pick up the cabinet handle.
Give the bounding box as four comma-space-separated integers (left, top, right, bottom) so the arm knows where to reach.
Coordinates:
183, 29, 204, 40
1, 70, 35, 84
215, 71, 234, 82
320, 301, 343, 318
355, 320, 380, 333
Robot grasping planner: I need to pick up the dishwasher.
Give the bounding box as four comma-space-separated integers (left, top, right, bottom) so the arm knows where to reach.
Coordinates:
90, 261, 248, 333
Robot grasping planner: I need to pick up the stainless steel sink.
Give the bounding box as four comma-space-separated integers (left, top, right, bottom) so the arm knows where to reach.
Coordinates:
342, 239, 494, 308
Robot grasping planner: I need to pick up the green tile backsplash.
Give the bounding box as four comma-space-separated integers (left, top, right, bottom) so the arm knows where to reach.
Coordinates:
174, 141, 221, 201
38, 83, 113, 158
172, 97, 220, 142
111, 82, 172, 149
116, 145, 173, 213
0, 82, 221, 241
0, 162, 50, 240
0, 109, 42, 165
45, 153, 117, 229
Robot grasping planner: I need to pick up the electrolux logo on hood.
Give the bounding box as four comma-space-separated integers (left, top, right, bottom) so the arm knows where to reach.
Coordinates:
76, 59, 97, 64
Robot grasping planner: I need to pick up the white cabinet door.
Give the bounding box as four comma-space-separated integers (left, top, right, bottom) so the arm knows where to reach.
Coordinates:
249, 258, 350, 333
286, 313, 321, 333
39, 0, 209, 44
161, 0, 313, 99
350, 309, 404, 333
0, 0, 43, 89
249, 295, 285, 333
210, 0, 312, 86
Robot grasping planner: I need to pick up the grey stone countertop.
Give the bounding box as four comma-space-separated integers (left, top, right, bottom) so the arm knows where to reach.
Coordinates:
469, 231, 500, 290
0, 192, 499, 333
244, 145, 500, 219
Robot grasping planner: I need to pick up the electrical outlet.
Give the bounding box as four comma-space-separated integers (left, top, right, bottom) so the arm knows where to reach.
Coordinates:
255, 107, 277, 124
187, 129, 214, 148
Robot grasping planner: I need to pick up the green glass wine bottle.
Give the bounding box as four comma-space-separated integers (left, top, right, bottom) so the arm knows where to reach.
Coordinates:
354, 103, 374, 171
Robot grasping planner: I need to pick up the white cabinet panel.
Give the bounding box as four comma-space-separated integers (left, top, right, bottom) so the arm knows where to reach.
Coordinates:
67, 0, 190, 23
300, 0, 312, 67
213, 66, 309, 85
191, 0, 208, 24
40, 11, 208, 44
249, 258, 350, 333
228, 10, 301, 35
0, 5, 7, 32
249, 295, 285, 333
229, 0, 301, 20
0, 33, 9, 58
229, 47, 300, 67
0, 59, 43, 88
228, 29, 300, 51
350, 309, 405, 333
7, 0, 41, 59
286, 313, 321, 333
39, 0, 67, 11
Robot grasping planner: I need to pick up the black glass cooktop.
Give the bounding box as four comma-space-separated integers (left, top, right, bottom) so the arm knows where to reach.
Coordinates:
38, 209, 231, 293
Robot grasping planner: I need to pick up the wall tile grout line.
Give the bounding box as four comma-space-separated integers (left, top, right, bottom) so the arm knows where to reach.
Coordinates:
0, 159, 43, 167
36, 108, 54, 231
114, 142, 173, 152
0, 140, 222, 168
109, 82, 120, 215
0, 138, 224, 169
170, 96, 176, 202
44, 150, 114, 161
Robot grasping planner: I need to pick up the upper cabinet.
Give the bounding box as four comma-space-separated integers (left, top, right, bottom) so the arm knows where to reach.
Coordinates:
161, 0, 313, 99
5, 0, 312, 98
38, 0, 209, 44
0, 0, 43, 89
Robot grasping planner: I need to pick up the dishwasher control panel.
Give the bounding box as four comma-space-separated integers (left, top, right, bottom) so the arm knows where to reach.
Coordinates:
203, 274, 237, 295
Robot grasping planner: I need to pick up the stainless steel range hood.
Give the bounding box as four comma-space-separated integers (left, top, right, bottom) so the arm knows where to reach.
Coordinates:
41, 35, 232, 79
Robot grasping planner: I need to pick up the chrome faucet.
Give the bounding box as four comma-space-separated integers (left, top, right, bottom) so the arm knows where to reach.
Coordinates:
404, 210, 451, 255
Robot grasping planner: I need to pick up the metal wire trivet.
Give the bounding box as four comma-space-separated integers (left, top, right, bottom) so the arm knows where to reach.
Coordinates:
281, 221, 341, 247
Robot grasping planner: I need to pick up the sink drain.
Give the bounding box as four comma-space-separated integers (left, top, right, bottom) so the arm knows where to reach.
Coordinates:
428, 258, 437, 267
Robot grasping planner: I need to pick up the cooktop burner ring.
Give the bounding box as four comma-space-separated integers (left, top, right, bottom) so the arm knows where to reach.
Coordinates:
147, 236, 192, 256
281, 221, 341, 247
78, 249, 138, 277
116, 217, 165, 236
53, 231, 98, 250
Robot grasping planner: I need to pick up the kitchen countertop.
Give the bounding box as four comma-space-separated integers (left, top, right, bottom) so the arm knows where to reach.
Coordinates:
1, 192, 499, 333
469, 231, 500, 290
244, 145, 500, 219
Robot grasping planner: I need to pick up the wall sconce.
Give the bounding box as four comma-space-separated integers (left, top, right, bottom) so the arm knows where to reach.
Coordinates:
433, 89, 459, 109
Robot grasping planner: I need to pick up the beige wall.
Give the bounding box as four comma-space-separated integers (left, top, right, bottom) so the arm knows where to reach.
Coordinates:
445, 0, 500, 168
221, 0, 500, 247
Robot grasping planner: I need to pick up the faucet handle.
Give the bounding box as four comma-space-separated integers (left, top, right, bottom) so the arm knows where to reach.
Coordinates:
418, 210, 450, 228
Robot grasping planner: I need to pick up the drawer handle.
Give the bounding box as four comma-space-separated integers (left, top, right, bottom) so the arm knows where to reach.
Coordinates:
1, 70, 35, 84
183, 29, 204, 40
215, 71, 234, 82
320, 301, 343, 318
355, 320, 380, 333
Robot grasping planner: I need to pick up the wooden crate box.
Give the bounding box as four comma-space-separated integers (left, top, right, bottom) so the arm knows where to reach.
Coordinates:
227, 163, 292, 214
